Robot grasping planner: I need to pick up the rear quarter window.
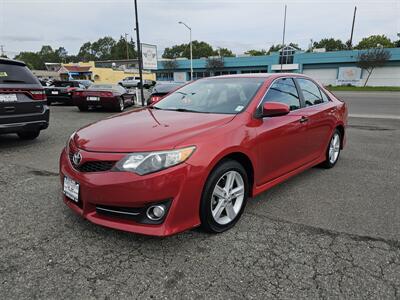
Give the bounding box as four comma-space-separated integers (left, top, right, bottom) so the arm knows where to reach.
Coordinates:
0, 63, 39, 85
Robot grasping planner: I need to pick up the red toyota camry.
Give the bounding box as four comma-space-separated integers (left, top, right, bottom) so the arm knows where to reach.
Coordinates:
60, 74, 347, 236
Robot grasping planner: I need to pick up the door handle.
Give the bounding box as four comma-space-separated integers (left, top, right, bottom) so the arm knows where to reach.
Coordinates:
299, 116, 309, 123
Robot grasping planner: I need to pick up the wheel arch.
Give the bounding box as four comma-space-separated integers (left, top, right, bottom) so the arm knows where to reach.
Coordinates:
207, 151, 255, 197
335, 124, 345, 149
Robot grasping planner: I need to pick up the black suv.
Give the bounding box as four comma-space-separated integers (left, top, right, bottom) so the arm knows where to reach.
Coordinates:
0, 58, 49, 140
45, 80, 86, 105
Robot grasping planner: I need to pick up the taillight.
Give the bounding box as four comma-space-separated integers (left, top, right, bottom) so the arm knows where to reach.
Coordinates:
67, 87, 77, 92
151, 95, 161, 103
100, 92, 113, 97
30, 90, 46, 101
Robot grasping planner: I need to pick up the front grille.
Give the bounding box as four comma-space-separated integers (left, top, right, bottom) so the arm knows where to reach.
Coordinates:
69, 152, 115, 172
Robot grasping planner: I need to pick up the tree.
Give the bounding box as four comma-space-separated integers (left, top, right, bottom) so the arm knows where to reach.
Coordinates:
395, 40, 400, 48
91, 36, 116, 60
355, 35, 394, 49
245, 49, 268, 56
77, 42, 95, 61
0, 54, 8, 58
162, 41, 234, 59
313, 38, 346, 51
15, 51, 44, 69
356, 48, 391, 86
206, 57, 224, 74
55, 47, 68, 62
268, 43, 301, 54
214, 47, 235, 57
110, 36, 137, 60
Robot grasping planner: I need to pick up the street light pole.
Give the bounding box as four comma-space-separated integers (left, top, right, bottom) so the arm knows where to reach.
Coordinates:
179, 21, 193, 81
125, 33, 129, 60
134, 0, 145, 106
280, 4, 287, 72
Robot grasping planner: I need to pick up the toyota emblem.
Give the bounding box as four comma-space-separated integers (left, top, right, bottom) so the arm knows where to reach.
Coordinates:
72, 152, 82, 166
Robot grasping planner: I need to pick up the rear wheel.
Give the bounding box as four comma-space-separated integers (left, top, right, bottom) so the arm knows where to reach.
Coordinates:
78, 105, 88, 112
18, 130, 40, 140
321, 129, 341, 168
200, 160, 249, 233
115, 97, 124, 112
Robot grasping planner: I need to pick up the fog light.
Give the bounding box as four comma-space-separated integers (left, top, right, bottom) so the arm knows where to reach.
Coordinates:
146, 205, 166, 221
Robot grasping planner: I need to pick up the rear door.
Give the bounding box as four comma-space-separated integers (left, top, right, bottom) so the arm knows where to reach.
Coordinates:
294, 78, 337, 161
0, 62, 44, 118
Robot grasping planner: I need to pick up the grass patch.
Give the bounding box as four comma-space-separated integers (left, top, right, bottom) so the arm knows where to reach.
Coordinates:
326, 86, 400, 92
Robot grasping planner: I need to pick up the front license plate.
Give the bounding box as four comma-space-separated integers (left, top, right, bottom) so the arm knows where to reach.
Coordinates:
63, 176, 80, 203
87, 96, 100, 101
0, 94, 17, 102
51, 91, 59, 95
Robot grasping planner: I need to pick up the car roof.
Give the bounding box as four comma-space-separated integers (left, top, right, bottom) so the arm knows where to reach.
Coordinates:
0, 58, 27, 67
206, 73, 310, 80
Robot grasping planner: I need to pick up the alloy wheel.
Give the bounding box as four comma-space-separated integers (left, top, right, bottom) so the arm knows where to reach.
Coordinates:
211, 170, 245, 225
329, 132, 340, 164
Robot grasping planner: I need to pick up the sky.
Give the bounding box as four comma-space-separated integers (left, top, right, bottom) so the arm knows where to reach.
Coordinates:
0, 0, 399, 58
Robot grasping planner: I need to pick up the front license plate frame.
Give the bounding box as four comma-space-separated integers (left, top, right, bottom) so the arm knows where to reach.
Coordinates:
63, 176, 80, 203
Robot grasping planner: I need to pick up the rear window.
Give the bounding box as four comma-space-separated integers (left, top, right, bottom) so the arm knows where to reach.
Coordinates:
0, 63, 39, 84
153, 83, 182, 94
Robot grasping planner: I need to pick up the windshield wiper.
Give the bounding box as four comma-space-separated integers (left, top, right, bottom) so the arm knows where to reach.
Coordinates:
150, 106, 163, 110
172, 108, 203, 113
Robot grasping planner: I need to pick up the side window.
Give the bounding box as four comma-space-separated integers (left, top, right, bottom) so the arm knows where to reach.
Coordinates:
320, 89, 330, 103
297, 78, 323, 106
262, 78, 300, 111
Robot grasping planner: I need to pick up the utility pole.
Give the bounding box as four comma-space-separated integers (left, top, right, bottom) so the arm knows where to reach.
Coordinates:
0, 45, 4, 57
134, 0, 145, 106
280, 4, 287, 72
125, 33, 129, 60
349, 6, 357, 49
178, 21, 193, 81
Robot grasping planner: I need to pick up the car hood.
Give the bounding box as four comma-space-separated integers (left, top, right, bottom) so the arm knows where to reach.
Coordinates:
74, 108, 235, 152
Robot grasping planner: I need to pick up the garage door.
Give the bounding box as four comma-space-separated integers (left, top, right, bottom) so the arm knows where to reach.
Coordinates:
302, 68, 337, 86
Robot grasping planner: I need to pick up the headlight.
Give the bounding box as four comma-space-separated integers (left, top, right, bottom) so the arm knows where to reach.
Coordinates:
115, 146, 196, 175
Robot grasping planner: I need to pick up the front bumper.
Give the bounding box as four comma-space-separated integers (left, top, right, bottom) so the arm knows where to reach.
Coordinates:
59, 148, 203, 236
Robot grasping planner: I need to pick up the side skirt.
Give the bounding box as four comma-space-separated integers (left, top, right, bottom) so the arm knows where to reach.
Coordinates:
252, 155, 326, 197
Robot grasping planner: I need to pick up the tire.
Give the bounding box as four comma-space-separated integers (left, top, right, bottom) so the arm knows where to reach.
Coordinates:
47, 100, 51, 106
115, 97, 124, 112
320, 129, 341, 169
18, 130, 40, 140
200, 160, 249, 233
78, 105, 88, 112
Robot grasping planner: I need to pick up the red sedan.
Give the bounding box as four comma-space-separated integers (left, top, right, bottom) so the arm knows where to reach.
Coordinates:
73, 84, 134, 112
60, 74, 347, 236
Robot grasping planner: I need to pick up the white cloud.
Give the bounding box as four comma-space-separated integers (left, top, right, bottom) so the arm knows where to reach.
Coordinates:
0, 0, 399, 57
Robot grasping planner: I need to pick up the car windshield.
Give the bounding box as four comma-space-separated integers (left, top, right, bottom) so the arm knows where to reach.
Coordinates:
154, 77, 265, 114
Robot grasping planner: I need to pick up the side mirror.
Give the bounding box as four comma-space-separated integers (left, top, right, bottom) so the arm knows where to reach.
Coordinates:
261, 102, 290, 117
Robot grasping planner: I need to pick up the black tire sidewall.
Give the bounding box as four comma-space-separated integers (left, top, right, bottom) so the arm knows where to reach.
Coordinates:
200, 160, 249, 233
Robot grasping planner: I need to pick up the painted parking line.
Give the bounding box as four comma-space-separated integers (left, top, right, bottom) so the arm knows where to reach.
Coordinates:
349, 113, 400, 120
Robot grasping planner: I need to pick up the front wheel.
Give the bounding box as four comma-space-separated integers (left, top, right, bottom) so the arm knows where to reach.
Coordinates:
200, 160, 249, 233
321, 129, 341, 168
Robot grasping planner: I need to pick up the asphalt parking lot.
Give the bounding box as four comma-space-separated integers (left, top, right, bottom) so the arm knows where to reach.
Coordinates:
1, 92, 400, 299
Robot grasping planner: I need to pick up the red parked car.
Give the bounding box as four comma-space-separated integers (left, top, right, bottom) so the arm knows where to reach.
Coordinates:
60, 74, 347, 236
73, 84, 135, 112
